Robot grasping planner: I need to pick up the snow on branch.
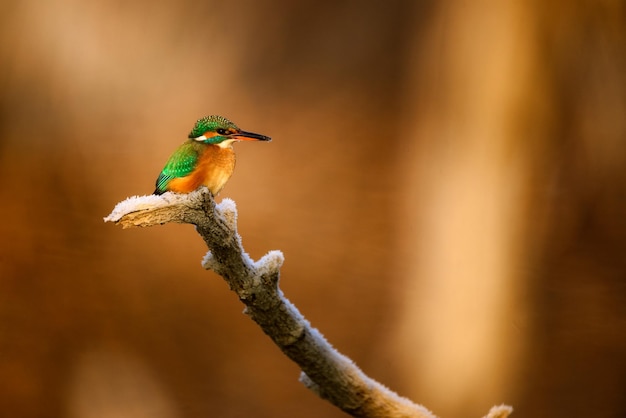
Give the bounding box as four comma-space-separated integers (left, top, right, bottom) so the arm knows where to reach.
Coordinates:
104, 187, 512, 418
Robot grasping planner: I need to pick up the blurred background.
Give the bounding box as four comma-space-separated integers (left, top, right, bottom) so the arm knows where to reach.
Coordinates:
1, 0, 625, 417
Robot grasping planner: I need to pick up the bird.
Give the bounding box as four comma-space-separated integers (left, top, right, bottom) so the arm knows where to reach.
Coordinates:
153, 115, 271, 196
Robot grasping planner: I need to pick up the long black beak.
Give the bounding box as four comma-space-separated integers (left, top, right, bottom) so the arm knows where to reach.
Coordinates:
232, 130, 271, 142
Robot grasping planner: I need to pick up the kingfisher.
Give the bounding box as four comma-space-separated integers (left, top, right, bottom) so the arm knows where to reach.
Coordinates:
153, 115, 271, 196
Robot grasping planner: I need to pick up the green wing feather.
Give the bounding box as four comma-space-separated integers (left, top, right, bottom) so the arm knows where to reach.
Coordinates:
154, 142, 199, 194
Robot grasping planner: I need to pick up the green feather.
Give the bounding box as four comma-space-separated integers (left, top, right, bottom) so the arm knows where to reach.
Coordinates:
154, 142, 199, 194
188, 115, 238, 139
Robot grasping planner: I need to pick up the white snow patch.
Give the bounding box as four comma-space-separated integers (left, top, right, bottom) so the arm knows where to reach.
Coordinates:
255, 250, 285, 274
103, 194, 168, 222
216, 198, 237, 214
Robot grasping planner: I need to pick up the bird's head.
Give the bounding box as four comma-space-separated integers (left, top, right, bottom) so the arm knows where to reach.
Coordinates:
189, 115, 271, 148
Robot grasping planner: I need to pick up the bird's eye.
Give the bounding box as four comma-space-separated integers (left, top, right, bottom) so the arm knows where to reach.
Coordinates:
216, 128, 228, 135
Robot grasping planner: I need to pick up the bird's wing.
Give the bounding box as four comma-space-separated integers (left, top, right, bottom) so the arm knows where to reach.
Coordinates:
154, 142, 198, 194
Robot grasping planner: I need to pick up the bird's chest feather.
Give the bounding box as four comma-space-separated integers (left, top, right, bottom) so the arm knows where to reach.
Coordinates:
194, 146, 235, 193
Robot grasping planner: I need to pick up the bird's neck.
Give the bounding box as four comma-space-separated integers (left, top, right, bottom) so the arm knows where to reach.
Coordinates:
216, 139, 235, 149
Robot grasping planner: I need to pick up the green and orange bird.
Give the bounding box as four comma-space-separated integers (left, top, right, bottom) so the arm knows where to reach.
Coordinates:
153, 115, 271, 196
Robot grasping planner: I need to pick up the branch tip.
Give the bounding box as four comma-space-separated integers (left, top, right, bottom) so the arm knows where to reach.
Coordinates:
483, 405, 513, 418
255, 250, 284, 278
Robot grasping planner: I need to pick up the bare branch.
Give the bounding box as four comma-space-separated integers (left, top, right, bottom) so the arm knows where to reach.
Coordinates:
104, 188, 511, 418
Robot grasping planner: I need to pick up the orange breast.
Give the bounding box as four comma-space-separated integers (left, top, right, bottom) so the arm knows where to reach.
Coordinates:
167, 146, 235, 195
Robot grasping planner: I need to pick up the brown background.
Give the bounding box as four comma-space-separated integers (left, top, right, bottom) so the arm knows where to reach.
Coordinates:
1, 1, 625, 417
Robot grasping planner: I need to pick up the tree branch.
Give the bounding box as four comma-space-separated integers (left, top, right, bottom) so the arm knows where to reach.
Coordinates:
104, 188, 512, 418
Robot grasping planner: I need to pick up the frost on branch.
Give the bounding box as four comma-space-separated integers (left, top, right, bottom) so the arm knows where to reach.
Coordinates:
104, 187, 512, 418
483, 405, 514, 418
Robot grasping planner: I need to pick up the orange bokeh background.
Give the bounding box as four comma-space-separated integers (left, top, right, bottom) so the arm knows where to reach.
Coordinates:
1, 1, 625, 417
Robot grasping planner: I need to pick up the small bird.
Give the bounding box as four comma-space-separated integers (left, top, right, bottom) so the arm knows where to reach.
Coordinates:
154, 115, 271, 196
